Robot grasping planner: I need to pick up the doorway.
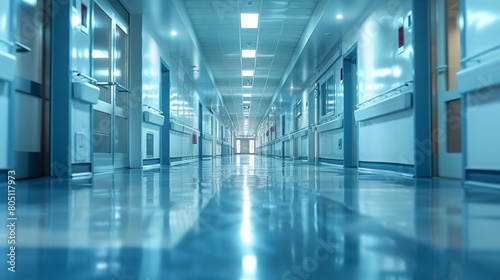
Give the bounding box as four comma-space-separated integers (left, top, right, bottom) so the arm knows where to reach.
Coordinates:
432, 0, 462, 179
92, 0, 130, 172
13, 0, 50, 178
161, 62, 170, 165
343, 45, 358, 168
198, 102, 203, 161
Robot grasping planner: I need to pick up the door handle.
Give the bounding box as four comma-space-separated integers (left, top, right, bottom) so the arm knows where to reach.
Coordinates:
15, 42, 31, 53
96, 82, 131, 93
0, 38, 14, 48
436, 65, 448, 74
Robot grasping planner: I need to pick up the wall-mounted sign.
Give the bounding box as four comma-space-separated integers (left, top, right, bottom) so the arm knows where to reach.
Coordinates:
398, 25, 405, 54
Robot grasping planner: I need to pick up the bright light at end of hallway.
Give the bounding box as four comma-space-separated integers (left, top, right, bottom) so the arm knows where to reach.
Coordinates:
170, 30, 177, 36
242, 255, 257, 274
336, 14, 343, 20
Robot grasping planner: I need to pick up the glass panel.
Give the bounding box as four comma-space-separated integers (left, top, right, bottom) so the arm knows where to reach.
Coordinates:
446, 99, 461, 153
115, 25, 129, 110
326, 76, 335, 114
282, 115, 286, 135
447, 0, 461, 90
93, 110, 111, 153
236, 140, 241, 153
115, 116, 128, 153
114, 26, 128, 87
320, 82, 327, 116
92, 5, 112, 103
249, 140, 255, 154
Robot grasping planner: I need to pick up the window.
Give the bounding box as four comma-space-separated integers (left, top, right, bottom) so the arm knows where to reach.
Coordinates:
446, 0, 461, 90
446, 99, 461, 153
326, 76, 335, 114
293, 100, 302, 130
320, 75, 335, 117
320, 82, 327, 116
282, 115, 286, 136
249, 139, 255, 154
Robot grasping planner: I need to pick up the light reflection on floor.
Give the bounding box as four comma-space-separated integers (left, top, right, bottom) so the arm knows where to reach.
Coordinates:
1, 155, 500, 279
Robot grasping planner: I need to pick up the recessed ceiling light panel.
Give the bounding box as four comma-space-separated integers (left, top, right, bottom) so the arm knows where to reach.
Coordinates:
241, 13, 259, 28
242, 70, 254, 76
242, 50, 256, 58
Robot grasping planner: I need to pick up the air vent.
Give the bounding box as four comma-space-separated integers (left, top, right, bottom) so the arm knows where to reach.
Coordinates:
243, 78, 253, 87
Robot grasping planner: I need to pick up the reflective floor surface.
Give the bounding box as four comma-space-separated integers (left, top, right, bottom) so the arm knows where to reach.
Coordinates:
1, 155, 500, 279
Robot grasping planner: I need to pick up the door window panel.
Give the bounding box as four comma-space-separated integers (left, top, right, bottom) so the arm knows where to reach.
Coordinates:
93, 110, 111, 153
446, 99, 461, 153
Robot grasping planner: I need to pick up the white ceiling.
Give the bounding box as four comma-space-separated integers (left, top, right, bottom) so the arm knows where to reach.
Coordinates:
182, 0, 321, 135
121, 0, 374, 135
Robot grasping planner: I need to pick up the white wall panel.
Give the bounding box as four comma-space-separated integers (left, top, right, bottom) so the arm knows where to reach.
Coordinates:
170, 131, 180, 158
301, 135, 308, 158
202, 139, 212, 156
72, 100, 92, 163
463, 0, 500, 64
466, 90, 500, 170
358, 109, 414, 165
274, 142, 282, 157
284, 140, 291, 157
319, 129, 344, 160
15, 93, 41, 152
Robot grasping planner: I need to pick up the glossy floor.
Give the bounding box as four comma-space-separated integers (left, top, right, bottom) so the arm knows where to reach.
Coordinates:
1, 155, 500, 279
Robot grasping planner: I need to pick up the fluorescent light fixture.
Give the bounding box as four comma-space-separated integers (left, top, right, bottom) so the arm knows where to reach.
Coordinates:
23, 0, 37, 6
92, 50, 108, 58
243, 94, 252, 98
242, 70, 254, 77
241, 13, 259, 28
336, 14, 343, 20
242, 50, 256, 58
243, 85, 253, 89
243, 100, 251, 104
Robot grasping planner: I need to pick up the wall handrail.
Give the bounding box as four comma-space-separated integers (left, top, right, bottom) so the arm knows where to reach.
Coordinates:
96, 81, 131, 93
0, 38, 14, 47
72, 70, 97, 85
143, 104, 163, 115
170, 118, 199, 134
461, 44, 500, 64
356, 81, 413, 109
316, 116, 343, 130
290, 127, 309, 136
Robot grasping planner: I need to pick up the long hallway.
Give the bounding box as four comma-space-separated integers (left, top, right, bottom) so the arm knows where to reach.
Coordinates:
2, 156, 500, 279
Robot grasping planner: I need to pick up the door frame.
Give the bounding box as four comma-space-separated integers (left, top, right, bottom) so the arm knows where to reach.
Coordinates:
160, 60, 170, 165
92, 0, 130, 171
343, 44, 358, 168
433, 0, 463, 179
198, 102, 203, 161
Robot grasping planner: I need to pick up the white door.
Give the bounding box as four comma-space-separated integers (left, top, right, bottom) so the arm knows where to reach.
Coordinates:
92, 0, 130, 171
435, 0, 462, 179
